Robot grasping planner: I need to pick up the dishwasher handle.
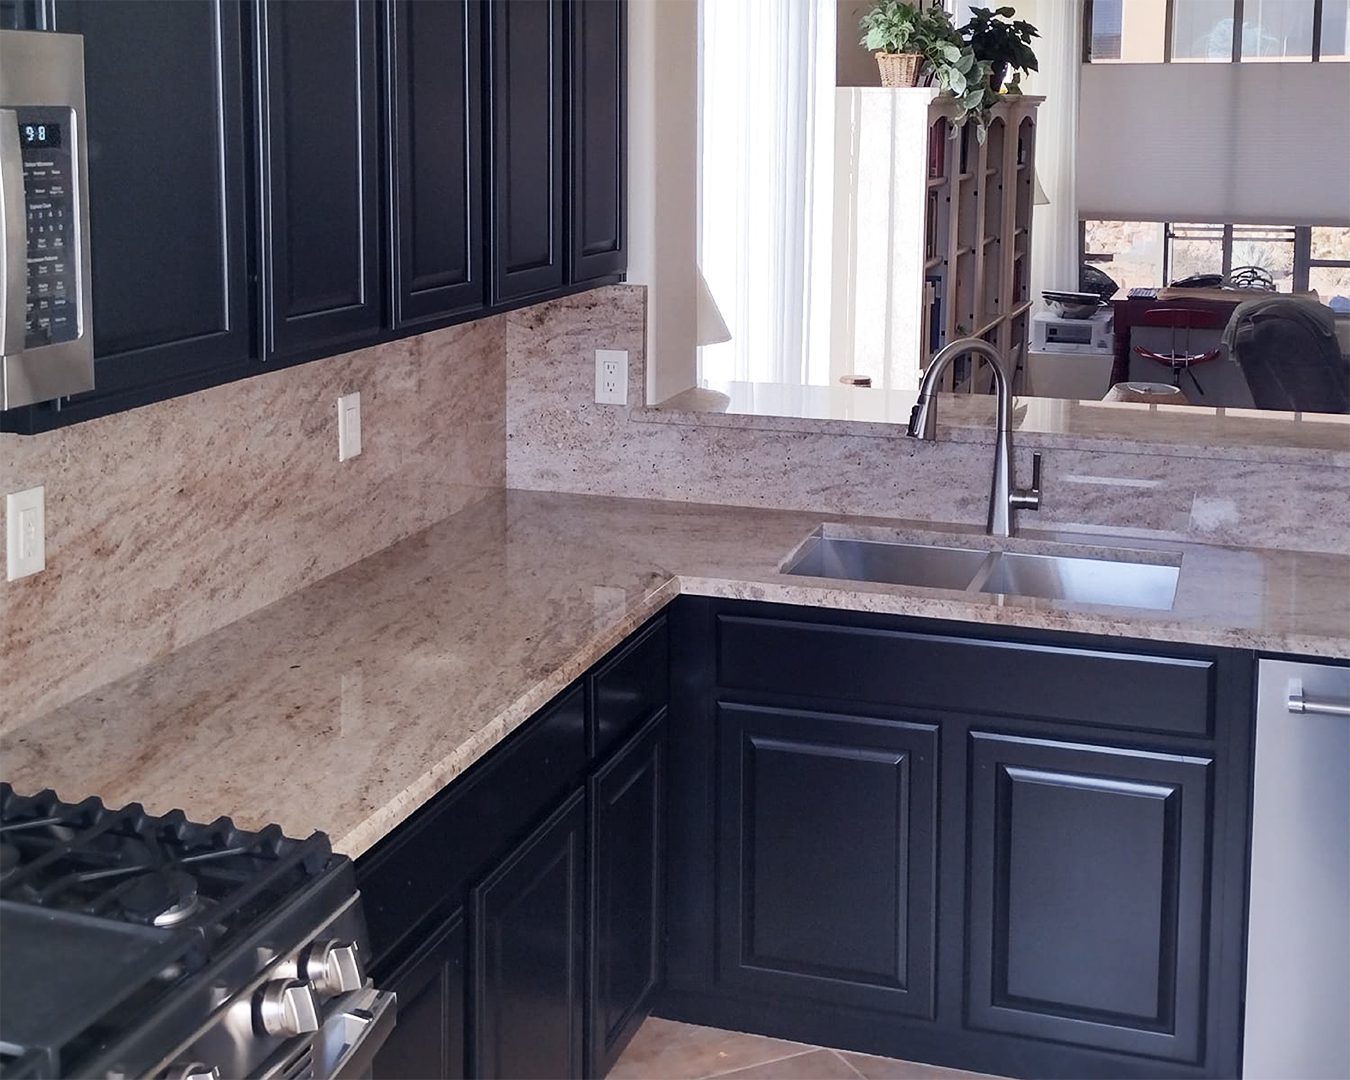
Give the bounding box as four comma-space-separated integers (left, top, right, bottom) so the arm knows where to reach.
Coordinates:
1287, 679, 1350, 718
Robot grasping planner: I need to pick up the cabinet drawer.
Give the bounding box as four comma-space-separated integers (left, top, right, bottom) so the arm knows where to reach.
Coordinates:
357, 685, 586, 966
590, 615, 669, 761
716, 615, 1215, 736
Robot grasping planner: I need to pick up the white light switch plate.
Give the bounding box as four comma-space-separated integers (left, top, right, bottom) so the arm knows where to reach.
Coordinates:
7, 486, 45, 581
338, 392, 362, 461
594, 350, 628, 405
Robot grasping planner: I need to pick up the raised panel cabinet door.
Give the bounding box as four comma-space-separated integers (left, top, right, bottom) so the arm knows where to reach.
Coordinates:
386, 0, 484, 327
966, 732, 1211, 1063
372, 911, 466, 1080
470, 790, 586, 1080
716, 703, 938, 1018
567, 0, 625, 284
588, 711, 666, 1077
49, 0, 249, 395
256, 0, 381, 359
487, 0, 565, 304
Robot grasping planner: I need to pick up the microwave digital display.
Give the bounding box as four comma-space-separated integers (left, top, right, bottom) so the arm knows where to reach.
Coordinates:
19, 121, 62, 149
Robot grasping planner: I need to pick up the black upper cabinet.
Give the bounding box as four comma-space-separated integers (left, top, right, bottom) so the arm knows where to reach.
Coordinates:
568, 0, 626, 284
715, 702, 938, 1019
385, 0, 485, 327
471, 790, 587, 1080
39, 0, 250, 414
965, 732, 1212, 1064
255, 0, 382, 360
486, 0, 567, 305
371, 910, 466, 1080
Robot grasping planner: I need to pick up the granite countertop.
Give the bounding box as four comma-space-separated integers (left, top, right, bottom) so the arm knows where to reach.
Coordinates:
4, 489, 1348, 859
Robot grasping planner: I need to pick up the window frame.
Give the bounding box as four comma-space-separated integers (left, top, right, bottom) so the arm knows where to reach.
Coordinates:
1085, 0, 1333, 63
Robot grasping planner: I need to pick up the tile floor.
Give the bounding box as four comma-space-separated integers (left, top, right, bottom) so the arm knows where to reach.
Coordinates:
608, 1018, 1006, 1080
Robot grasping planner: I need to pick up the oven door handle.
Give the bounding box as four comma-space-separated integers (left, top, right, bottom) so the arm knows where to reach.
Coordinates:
325, 988, 397, 1080
0, 109, 27, 357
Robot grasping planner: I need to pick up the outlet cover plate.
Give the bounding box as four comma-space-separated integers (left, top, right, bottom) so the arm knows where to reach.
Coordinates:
7, 485, 45, 581
595, 350, 628, 405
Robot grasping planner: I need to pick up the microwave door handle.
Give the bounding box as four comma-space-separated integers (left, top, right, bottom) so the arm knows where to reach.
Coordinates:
0, 109, 26, 356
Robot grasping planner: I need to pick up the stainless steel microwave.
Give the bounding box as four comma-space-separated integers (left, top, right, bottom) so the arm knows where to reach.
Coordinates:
0, 29, 94, 409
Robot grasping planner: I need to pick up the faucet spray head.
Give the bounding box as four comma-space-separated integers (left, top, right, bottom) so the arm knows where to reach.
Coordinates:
907, 395, 937, 440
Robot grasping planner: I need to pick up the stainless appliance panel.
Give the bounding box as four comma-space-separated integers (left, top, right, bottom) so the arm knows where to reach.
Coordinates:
1244, 658, 1350, 1079
0, 29, 95, 408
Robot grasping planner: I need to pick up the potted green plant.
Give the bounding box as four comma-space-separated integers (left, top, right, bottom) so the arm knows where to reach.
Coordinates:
858, 1, 954, 88
858, 1, 991, 135
961, 5, 1039, 92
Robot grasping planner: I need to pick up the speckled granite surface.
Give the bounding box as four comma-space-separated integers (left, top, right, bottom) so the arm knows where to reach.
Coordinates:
4, 489, 1346, 859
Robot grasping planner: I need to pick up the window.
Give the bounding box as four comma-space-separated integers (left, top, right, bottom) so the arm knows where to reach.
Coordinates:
1086, 0, 1348, 61
1083, 221, 1346, 296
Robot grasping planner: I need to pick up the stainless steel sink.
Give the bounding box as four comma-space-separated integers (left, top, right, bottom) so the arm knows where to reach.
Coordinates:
782, 533, 1180, 611
783, 537, 991, 592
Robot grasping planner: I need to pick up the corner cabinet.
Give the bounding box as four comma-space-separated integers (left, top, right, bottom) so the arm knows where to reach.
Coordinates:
2, 0, 626, 434
663, 598, 1254, 1080
357, 616, 668, 1080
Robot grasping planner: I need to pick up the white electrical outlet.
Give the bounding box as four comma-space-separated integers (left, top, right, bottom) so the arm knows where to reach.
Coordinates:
6, 486, 45, 581
338, 392, 362, 461
594, 349, 628, 405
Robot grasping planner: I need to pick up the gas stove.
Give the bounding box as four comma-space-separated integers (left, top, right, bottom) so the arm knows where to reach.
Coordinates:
0, 785, 395, 1079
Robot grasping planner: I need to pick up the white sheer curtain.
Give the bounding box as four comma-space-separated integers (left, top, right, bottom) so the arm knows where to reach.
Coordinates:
698, 0, 836, 386
1021, 0, 1081, 300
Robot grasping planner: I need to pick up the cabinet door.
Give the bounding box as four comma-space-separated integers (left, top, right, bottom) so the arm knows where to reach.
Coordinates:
567, 0, 625, 284
372, 911, 466, 1080
50, 0, 249, 401
589, 711, 666, 1077
716, 703, 938, 1018
966, 731, 1211, 1063
471, 790, 586, 1079
486, 0, 565, 304
386, 0, 484, 327
256, 0, 381, 359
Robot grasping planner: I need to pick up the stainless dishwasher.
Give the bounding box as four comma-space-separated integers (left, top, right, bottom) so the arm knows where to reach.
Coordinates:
1244, 659, 1350, 1078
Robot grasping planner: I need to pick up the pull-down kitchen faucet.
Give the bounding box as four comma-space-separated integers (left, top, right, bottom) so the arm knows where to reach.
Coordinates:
906, 337, 1042, 538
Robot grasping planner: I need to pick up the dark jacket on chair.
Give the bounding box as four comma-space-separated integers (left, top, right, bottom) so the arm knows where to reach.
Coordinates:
1223, 297, 1349, 413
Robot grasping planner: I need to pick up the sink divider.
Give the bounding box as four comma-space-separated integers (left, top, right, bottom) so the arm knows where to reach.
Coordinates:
965, 550, 1003, 593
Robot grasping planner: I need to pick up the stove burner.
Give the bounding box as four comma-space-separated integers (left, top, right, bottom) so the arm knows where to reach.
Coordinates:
0, 841, 19, 875
119, 869, 201, 928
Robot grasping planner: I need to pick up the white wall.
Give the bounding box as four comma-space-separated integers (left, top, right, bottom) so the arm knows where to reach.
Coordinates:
627, 0, 699, 404
1078, 62, 1350, 225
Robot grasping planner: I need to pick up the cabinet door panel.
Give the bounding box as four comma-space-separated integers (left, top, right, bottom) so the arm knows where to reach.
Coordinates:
487, 0, 565, 303
51, 0, 248, 390
372, 911, 466, 1080
258, 0, 380, 357
967, 732, 1210, 1062
568, 0, 625, 283
471, 790, 586, 1079
589, 711, 666, 1076
387, 0, 483, 326
717, 703, 937, 1018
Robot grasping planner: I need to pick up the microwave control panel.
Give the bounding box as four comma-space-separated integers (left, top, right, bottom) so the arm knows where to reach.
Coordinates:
15, 107, 79, 351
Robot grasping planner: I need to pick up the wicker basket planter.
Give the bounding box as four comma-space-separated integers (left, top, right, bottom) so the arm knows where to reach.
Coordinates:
875, 51, 925, 87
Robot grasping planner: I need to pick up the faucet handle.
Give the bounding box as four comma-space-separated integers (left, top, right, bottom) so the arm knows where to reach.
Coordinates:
1011, 451, 1042, 512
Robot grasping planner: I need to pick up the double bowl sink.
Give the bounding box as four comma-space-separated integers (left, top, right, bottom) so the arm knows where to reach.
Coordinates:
782, 529, 1181, 611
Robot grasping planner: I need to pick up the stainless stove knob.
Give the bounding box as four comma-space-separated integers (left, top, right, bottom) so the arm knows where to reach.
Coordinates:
255, 978, 320, 1037
161, 1064, 220, 1080
302, 939, 364, 997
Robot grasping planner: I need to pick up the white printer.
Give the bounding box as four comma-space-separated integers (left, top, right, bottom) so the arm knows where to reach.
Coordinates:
1030, 309, 1114, 353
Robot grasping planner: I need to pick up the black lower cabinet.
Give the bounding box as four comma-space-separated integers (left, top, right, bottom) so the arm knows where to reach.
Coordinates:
966, 732, 1212, 1063
470, 791, 587, 1080
715, 703, 936, 1018
372, 911, 466, 1080
589, 711, 667, 1077
661, 598, 1254, 1080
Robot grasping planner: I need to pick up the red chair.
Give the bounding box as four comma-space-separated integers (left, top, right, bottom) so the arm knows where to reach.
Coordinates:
1131, 307, 1225, 398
